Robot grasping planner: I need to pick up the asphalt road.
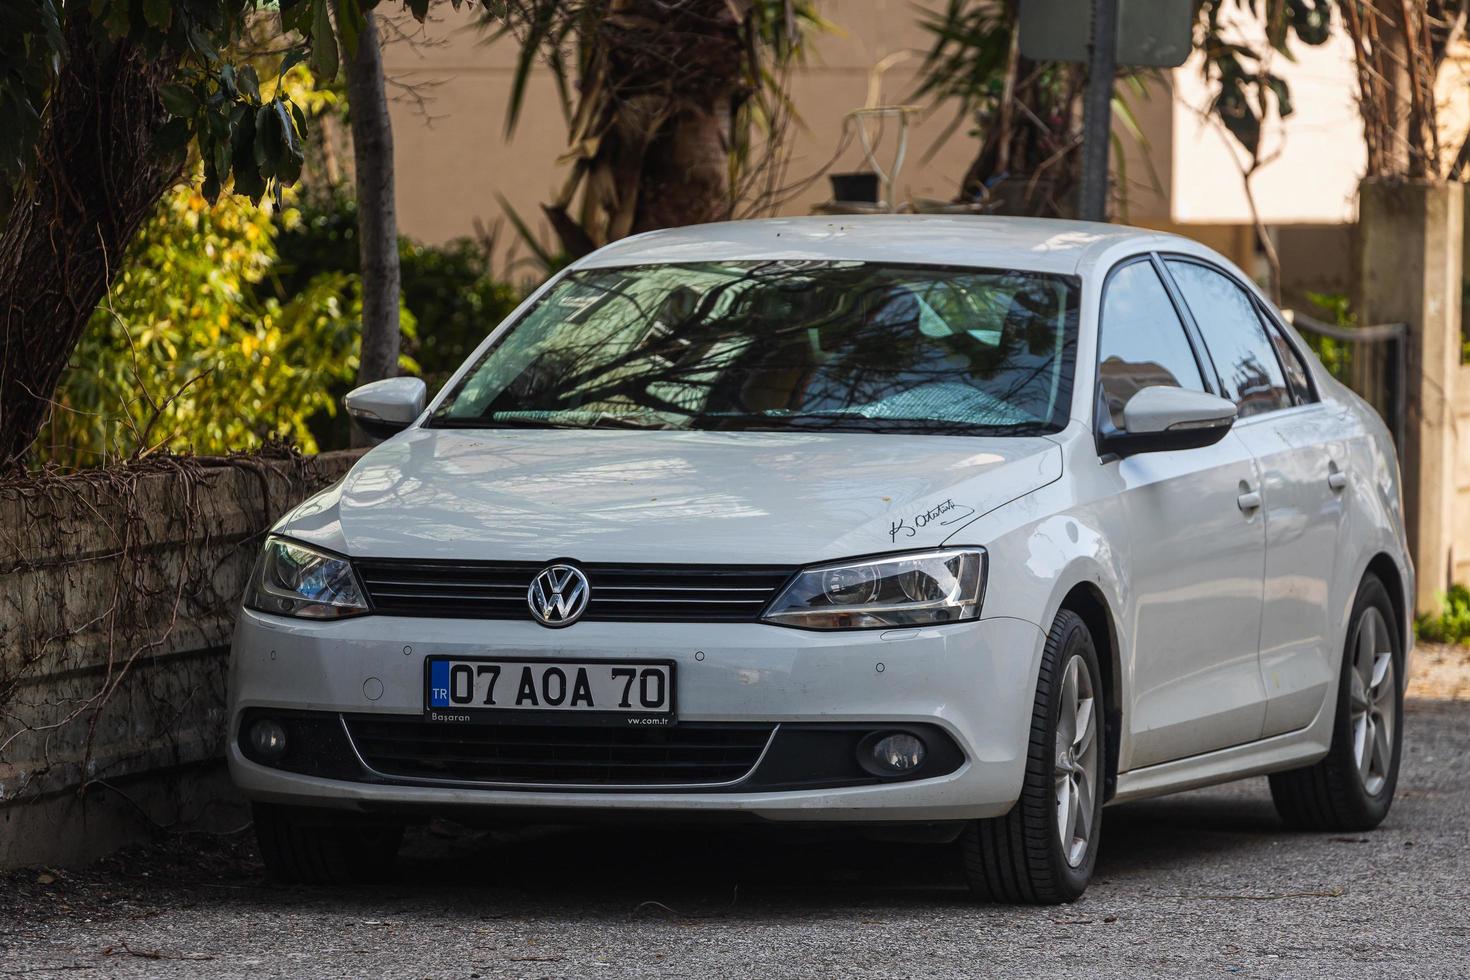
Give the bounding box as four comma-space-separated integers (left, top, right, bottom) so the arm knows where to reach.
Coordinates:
3, 699, 1467, 979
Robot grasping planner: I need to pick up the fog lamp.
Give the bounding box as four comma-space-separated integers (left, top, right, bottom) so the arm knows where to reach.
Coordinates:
249, 719, 288, 762
869, 732, 926, 774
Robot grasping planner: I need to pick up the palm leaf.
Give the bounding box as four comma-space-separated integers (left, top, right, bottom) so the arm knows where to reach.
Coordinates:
495, 191, 556, 269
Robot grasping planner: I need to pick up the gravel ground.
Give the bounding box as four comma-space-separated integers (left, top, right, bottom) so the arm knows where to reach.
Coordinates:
1406, 642, 1470, 699
2, 698, 1467, 980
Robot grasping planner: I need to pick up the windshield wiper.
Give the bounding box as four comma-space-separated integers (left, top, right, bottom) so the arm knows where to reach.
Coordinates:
586, 412, 670, 429
692, 412, 1052, 436
429, 412, 672, 431
432, 412, 1052, 437
429, 417, 583, 430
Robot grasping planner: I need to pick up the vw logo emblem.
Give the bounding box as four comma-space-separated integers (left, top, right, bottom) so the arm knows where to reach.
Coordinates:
527, 563, 590, 627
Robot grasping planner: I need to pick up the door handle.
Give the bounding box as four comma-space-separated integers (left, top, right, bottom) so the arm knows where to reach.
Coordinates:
1327, 464, 1348, 491
1237, 489, 1262, 513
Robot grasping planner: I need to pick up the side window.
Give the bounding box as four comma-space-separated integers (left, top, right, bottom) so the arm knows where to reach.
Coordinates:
1097, 260, 1206, 429
1165, 260, 1292, 418
1262, 315, 1315, 404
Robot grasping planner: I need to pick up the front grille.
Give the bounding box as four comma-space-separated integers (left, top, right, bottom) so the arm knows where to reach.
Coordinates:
354, 559, 794, 622
344, 716, 775, 787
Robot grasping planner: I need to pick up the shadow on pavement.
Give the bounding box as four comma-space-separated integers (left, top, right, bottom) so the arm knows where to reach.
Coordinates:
0, 772, 1368, 927
293, 778, 1294, 911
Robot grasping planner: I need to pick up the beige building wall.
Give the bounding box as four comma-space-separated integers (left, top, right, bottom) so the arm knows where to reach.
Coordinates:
379, 2, 979, 271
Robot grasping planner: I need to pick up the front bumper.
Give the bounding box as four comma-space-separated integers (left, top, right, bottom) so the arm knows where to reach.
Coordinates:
227, 611, 1044, 823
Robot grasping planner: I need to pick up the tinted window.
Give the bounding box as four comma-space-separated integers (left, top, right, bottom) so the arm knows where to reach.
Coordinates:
1167, 260, 1292, 418
1264, 316, 1314, 404
1097, 260, 1205, 429
431, 261, 1080, 435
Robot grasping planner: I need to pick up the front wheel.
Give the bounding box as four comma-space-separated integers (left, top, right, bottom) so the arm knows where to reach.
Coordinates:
961, 609, 1104, 904
1268, 573, 1404, 831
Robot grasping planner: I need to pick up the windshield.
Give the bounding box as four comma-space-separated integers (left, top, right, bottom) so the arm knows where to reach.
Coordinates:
428, 260, 1079, 436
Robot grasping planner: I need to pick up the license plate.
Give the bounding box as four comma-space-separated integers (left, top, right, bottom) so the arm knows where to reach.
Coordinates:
424, 658, 675, 726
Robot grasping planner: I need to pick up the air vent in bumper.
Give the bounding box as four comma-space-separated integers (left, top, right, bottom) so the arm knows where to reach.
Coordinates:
343, 716, 776, 787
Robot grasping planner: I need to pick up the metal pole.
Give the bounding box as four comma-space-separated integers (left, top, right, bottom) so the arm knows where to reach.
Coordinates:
1078, 0, 1118, 221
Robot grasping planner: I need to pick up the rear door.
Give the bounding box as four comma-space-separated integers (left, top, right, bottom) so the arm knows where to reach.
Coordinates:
1097, 257, 1269, 770
1163, 258, 1346, 737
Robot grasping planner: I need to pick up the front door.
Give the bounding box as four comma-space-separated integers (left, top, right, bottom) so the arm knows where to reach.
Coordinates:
1096, 258, 1269, 770
1114, 432, 1270, 768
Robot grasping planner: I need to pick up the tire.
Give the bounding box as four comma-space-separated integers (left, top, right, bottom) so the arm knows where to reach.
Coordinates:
253, 803, 404, 885
961, 609, 1104, 904
1268, 573, 1404, 832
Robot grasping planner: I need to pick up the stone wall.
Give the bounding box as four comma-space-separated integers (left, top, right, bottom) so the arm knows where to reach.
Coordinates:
0, 450, 359, 869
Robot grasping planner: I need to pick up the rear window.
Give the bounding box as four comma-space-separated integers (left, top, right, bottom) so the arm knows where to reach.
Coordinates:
429, 261, 1080, 436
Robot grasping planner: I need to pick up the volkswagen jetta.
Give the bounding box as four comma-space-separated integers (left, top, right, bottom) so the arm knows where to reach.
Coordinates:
229, 216, 1411, 903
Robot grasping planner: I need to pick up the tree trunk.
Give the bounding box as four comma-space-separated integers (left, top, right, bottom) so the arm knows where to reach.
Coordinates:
609, 0, 750, 235
341, 8, 402, 440
0, 15, 180, 467
632, 102, 735, 233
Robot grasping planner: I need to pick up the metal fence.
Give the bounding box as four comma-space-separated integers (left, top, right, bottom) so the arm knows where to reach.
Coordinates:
1285, 310, 1408, 462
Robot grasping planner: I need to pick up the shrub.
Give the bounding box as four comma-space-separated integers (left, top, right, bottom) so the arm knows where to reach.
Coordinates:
45, 183, 516, 465
39, 184, 364, 467
399, 238, 520, 386
1300, 290, 1352, 382
1416, 585, 1470, 645
269, 190, 520, 387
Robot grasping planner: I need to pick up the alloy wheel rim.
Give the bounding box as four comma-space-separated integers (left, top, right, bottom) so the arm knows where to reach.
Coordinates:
1349, 606, 1396, 797
1054, 654, 1099, 868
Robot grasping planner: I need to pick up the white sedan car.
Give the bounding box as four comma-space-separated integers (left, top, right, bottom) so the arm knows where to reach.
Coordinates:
229, 216, 1411, 903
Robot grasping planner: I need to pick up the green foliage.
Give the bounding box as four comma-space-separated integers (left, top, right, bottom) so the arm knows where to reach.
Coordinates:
911, 0, 1338, 205
1197, 0, 1334, 160
0, 0, 461, 219
914, 1, 1032, 127
38, 183, 365, 465
1301, 290, 1353, 381
1416, 584, 1470, 645
3, 1, 299, 215
728, 0, 827, 177
267, 191, 520, 385
1306, 290, 1354, 327
0, 2, 63, 194
399, 239, 521, 384
912, 1, 1153, 213
1462, 278, 1470, 365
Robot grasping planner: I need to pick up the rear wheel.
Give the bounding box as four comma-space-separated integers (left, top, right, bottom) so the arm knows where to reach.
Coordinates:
1268, 574, 1403, 831
253, 803, 404, 885
961, 609, 1103, 904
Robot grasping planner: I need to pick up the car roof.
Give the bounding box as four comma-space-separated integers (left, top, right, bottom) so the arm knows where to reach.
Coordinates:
573, 215, 1186, 277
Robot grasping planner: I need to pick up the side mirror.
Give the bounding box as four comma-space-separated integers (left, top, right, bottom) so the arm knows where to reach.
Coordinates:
1101, 386, 1237, 458
345, 377, 426, 442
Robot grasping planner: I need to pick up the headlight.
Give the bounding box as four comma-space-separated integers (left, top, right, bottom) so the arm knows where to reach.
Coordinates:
245, 536, 368, 619
762, 548, 986, 630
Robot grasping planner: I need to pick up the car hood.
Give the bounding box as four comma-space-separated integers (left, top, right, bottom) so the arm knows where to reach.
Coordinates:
276, 428, 1062, 565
